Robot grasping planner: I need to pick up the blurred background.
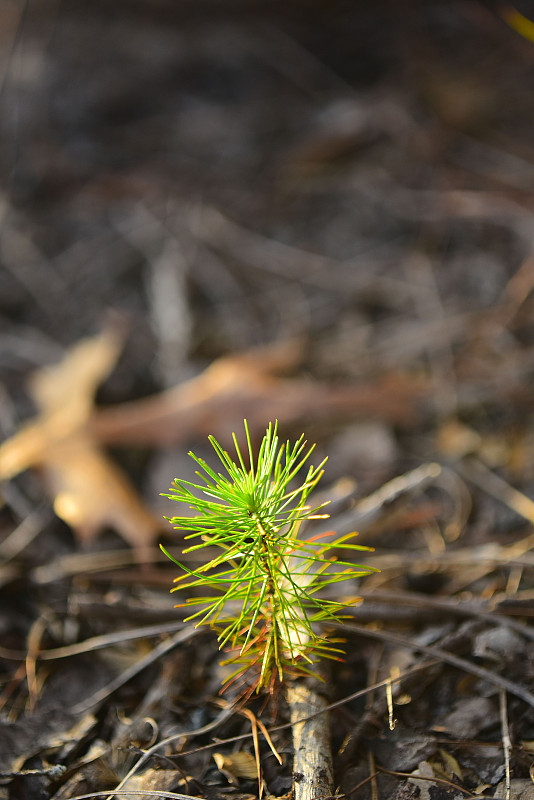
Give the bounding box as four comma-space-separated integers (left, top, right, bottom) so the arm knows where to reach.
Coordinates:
2, 1, 533, 373
2, 0, 534, 540
2, 0, 534, 550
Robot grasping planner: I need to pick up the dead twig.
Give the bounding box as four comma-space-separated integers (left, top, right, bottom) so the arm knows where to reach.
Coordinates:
0, 505, 52, 563
376, 765, 480, 798
313, 462, 442, 540
0, 620, 188, 662
69, 791, 201, 800
71, 626, 199, 715
499, 689, 512, 800
288, 676, 335, 800
460, 456, 534, 526
355, 590, 534, 640
335, 621, 534, 709
25, 614, 49, 711
175, 662, 440, 763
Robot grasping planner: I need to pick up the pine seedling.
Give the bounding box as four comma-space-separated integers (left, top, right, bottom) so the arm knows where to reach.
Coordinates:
161, 421, 376, 693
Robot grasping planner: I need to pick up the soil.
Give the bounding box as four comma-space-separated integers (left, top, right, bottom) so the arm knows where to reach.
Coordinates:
1, 2, 534, 799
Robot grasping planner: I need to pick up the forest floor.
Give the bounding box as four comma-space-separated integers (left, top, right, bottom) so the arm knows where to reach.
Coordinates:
2, 2, 534, 799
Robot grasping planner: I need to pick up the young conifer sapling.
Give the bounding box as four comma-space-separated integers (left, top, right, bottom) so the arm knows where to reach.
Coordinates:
161, 421, 376, 694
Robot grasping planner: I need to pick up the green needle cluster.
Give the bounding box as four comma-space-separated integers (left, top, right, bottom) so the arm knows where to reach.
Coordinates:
161, 421, 376, 692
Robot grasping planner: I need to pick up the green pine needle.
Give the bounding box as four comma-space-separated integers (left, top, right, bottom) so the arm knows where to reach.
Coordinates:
161, 421, 377, 692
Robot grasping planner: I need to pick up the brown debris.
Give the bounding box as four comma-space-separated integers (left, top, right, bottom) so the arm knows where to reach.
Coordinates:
89, 345, 425, 448
0, 322, 160, 555
0, 331, 424, 553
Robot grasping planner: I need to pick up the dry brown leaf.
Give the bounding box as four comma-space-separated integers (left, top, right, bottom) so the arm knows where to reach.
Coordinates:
0, 320, 125, 479
214, 751, 258, 782
435, 748, 463, 781
44, 435, 159, 550
121, 768, 182, 799
28, 321, 124, 420
0, 321, 160, 555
